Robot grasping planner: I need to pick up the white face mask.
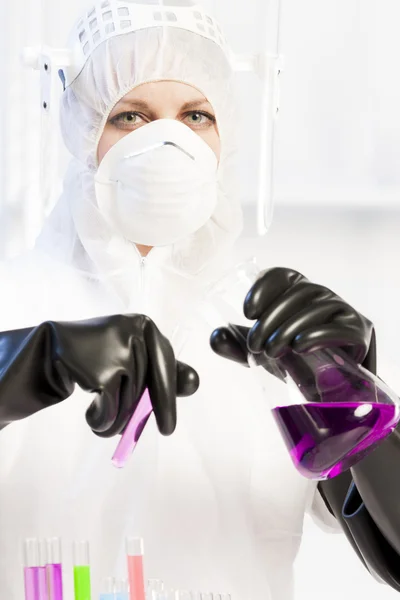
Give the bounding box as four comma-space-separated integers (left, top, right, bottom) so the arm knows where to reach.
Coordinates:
94, 119, 219, 247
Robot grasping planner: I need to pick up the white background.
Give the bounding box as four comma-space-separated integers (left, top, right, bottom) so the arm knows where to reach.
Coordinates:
1, 0, 400, 598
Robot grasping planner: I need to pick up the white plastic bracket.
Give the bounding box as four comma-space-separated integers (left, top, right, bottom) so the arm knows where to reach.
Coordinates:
21, 46, 72, 111
20, 46, 72, 215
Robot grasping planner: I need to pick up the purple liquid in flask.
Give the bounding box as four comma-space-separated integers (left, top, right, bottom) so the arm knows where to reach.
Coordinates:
207, 277, 400, 480
264, 345, 400, 479
272, 401, 397, 480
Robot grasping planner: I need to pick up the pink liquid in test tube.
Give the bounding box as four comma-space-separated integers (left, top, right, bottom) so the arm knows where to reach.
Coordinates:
126, 537, 146, 600
23, 538, 40, 600
38, 539, 48, 600
112, 390, 153, 468
46, 538, 63, 600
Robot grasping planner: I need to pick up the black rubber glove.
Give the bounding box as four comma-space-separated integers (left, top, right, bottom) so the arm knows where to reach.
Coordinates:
0, 314, 199, 437
210, 267, 386, 579
341, 481, 400, 590
210, 267, 375, 370
350, 418, 400, 559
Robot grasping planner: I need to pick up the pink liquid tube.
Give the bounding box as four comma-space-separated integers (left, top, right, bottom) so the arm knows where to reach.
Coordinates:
24, 567, 40, 600
46, 538, 63, 600
38, 539, 49, 600
23, 538, 40, 600
126, 537, 146, 600
112, 390, 153, 468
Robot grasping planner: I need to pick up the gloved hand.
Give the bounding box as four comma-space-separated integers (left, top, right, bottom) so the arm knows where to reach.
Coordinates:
210, 267, 376, 375
210, 267, 388, 581
210, 267, 400, 589
0, 314, 199, 437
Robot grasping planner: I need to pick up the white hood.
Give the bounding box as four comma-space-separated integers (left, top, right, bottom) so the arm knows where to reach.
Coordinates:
35, 24, 243, 309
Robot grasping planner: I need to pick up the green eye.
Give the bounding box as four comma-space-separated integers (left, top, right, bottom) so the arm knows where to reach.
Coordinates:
187, 112, 205, 123
121, 112, 137, 123
184, 111, 216, 127
117, 112, 137, 124
109, 111, 143, 129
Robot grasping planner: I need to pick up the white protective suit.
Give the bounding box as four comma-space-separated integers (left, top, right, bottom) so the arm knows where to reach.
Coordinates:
0, 1, 340, 598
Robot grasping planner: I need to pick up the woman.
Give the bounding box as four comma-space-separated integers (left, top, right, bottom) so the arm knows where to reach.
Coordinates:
0, 1, 397, 598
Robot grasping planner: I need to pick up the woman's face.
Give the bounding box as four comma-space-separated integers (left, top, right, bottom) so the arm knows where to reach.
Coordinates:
97, 80, 220, 165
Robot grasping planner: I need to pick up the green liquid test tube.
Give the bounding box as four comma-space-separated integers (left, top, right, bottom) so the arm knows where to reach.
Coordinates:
73, 541, 91, 600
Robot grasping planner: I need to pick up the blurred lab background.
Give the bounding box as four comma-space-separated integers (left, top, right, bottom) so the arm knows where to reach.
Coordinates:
1, 0, 400, 598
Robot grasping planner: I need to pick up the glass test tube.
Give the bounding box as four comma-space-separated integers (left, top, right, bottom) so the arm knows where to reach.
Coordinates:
24, 538, 40, 600
126, 537, 145, 600
46, 537, 63, 600
99, 576, 115, 600
147, 580, 164, 595
38, 539, 49, 600
115, 578, 129, 600
73, 541, 91, 600
152, 591, 177, 600
112, 389, 153, 468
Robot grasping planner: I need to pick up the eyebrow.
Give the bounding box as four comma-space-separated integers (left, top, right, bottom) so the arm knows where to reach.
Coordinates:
180, 99, 213, 111
114, 98, 213, 112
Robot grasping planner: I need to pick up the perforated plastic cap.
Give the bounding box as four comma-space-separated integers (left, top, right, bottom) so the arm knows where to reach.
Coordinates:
63, 0, 230, 87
